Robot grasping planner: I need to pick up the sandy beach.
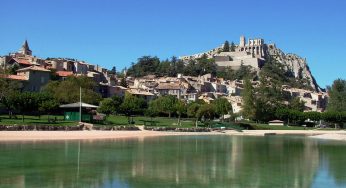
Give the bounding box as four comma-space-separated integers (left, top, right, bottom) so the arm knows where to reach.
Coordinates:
0, 129, 346, 142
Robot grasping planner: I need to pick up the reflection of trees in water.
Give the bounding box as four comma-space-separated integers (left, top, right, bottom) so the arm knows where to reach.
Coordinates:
317, 141, 346, 186
0, 136, 345, 187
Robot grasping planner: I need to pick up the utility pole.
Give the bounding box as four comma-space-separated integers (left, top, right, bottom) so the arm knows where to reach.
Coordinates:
80, 87, 82, 122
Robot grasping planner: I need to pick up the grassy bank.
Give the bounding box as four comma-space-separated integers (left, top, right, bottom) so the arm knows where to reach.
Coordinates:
0, 114, 335, 130
0, 115, 77, 126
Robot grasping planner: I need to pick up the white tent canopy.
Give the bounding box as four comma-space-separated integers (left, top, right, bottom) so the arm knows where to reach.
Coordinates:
60, 102, 98, 109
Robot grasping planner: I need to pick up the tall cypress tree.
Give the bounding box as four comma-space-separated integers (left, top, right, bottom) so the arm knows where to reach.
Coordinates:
230, 42, 236, 52
223, 41, 230, 52
241, 78, 256, 120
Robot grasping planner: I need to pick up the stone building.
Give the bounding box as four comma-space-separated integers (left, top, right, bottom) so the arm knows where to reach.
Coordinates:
213, 36, 266, 70
16, 66, 51, 92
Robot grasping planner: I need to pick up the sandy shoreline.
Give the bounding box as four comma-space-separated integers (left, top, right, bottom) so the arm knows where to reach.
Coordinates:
0, 129, 346, 142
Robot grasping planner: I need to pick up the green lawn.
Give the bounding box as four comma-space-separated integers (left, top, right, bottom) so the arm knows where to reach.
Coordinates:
0, 115, 77, 126
0, 114, 197, 127
0, 114, 334, 130
105, 115, 197, 128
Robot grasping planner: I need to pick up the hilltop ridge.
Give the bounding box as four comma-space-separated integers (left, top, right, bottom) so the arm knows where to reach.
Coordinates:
179, 36, 321, 91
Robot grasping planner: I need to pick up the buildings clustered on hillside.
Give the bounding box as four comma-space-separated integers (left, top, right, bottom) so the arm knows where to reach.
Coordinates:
0, 40, 121, 98
0, 40, 328, 113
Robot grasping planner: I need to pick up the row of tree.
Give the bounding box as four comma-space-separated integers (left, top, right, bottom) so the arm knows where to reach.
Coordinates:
126, 55, 257, 81
98, 94, 233, 127
275, 109, 346, 127
240, 55, 346, 126
0, 71, 103, 121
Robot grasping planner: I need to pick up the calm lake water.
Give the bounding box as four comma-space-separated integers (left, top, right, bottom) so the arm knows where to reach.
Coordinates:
1, 135, 346, 188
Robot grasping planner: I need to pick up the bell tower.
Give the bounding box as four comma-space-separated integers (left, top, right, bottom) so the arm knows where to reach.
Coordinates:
18, 40, 32, 56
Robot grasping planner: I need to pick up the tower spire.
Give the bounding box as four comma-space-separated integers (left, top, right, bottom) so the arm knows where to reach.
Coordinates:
19, 39, 32, 56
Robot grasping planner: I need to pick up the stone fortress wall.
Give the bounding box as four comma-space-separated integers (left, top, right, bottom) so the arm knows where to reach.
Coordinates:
213, 36, 266, 70
179, 36, 267, 70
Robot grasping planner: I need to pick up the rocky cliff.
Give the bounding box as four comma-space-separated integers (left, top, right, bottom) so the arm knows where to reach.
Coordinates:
266, 44, 321, 91
180, 38, 321, 91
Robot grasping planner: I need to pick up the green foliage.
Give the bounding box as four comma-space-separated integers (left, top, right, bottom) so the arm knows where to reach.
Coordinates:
120, 93, 146, 117
175, 100, 186, 126
197, 103, 216, 121
289, 97, 305, 112
187, 103, 200, 118
38, 95, 59, 115
261, 55, 313, 90
216, 65, 255, 81
120, 76, 128, 88
146, 101, 160, 118
213, 98, 232, 121
9, 64, 19, 75
127, 56, 160, 77
98, 98, 117, 116
44, 76, 102, 105
322, 111, 346, 127
152, 95, 178, 118
327, 79, 346, 112
126, 56, 185, 77
223, 41, 230, 52
183, 57, 217, 77
0, 71, 21, 112
230, 42, 236, 52
241, 78, 256, 120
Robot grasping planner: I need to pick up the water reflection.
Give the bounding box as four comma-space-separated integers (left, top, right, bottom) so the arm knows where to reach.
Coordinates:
0, 136, 346, 187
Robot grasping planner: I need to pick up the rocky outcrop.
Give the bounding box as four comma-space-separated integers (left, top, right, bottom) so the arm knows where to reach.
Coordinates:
266, 44, 321, 91
179, 37, 321, 91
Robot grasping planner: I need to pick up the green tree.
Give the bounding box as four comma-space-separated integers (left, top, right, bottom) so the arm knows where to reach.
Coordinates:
111, 95, 124, 114
327, 79, 346, 112
289, 97, 305, 112
175, 100, 186, 126
187, 103, 201, 127
120, 76, 128, 88
126, 56, 160, 77
146, 100, 160, 121
154, 95, 178, 118
213, 98, 232, 122
38, 97, 59, 122
322, 111, 346, 128
197, 103, 216, 127
223, 41, 230, 52
120, 93, 146, 123
44, 76, 102, 105
241, 78, 256, 120
0, 69, 22, 118
230, 42, 236, 52
98, 98, 117, 118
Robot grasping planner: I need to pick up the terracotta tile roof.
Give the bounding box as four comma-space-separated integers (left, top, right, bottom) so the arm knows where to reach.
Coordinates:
0, 74, 28, 81
13, 58, 31, 65
56, 71, 73, 77
8, 75, 28, 81
17, 66, 51, 72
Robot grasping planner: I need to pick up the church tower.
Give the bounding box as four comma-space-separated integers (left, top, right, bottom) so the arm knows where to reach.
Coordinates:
18, 40, 32, 56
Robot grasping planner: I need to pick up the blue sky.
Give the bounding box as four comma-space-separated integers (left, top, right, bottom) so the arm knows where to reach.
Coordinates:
0, 0, 345, 87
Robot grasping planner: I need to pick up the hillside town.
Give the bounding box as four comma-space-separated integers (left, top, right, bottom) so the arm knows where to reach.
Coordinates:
0, 38, 328, 115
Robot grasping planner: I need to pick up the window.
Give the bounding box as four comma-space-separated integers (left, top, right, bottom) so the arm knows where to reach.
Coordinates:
41, 77, 45, 83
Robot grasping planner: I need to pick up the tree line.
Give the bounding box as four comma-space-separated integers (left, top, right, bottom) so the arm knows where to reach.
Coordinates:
98, 94, 233, 126
126, 55, 255, 81
241, 56, 346, 127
